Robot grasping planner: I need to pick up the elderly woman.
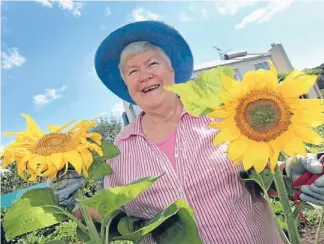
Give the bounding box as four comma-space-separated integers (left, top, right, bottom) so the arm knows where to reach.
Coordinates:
51, 21, 324, 243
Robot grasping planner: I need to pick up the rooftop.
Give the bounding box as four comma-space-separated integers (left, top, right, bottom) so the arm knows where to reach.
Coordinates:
194, 52, 271, 71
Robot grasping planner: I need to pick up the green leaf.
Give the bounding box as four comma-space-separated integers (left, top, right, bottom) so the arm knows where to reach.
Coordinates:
79, 175, 161, 219
76, 225, 90, 242
117, 216, 144, 235
114, 199, 202, 244
85, 158, 113, 182
306, 146, 324, 154
165, 66, 234, 117
101, 141, 120, 160
239, 169, 274, 193
45, 241, 66, 244
3, 188, 66, 241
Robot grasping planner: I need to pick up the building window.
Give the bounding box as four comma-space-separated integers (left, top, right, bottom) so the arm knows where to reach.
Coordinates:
254, 62, 270, 70
234, 68, 242, 81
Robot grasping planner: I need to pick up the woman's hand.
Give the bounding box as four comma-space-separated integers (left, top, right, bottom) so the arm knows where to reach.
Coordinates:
49, 170, 84, 212
285, 152, 324, 206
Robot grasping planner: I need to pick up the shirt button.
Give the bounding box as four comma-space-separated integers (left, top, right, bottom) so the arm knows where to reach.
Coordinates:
178, 187, 183, 194
174, 153, 178, 158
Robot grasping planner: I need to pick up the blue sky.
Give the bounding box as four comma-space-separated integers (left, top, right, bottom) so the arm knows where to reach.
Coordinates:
1, 0, 324, 148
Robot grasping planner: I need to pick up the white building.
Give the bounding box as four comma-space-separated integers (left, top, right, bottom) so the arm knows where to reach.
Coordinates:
121, 43, 323, 126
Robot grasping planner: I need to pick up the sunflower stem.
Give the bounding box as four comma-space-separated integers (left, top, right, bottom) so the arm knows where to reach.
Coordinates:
77, 190, 101, 242
315, 207, 324, 244
263, 193, 290, 244
273, 165, 300, 244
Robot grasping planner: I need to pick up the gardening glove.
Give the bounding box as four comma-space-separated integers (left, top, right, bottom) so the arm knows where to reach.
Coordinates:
48, 170, 84, 212
285, 152, 324, 205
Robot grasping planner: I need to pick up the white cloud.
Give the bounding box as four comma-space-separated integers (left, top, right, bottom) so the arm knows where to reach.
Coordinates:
235, 0, 295, 29
105, 6, 111, 16
189, 5, 195, 11
1, 48, 26, 70
131, 7, 161, 21
112, 102, 125, 116
216, 0, 257, 15
235, 8, 266, 29
201, 8, 209, 19
180, 11, 193, 22
33, 85, 67, 108
37, 0, 52, 8
35, 0, 84, 17
100, 25, 106, 30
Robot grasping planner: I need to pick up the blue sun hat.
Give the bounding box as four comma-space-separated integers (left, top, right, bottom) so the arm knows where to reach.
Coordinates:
94, 21, 194, 104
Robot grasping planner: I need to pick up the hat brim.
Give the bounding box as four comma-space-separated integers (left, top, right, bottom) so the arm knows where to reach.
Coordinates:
94, 21, 194, 104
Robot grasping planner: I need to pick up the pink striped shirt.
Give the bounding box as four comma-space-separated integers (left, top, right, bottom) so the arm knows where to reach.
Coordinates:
104, 110, 281, 244
156, 129, 177, 169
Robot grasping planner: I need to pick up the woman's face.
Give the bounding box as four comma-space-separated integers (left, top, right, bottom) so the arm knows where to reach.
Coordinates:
122, 49, 176, 110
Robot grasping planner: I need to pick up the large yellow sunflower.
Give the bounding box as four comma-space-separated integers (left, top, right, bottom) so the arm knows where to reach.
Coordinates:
208, 61, 324, 173
0, 114, 103, 181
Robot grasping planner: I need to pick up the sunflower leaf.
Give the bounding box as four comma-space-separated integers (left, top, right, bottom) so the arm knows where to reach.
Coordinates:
3, 188, 66, 241
239, 169, 274, 193
100, 141, 120, 160
79, 175, 161, 219
113, 199, 202, 244
165, 66, 233, 117
85, 158, 113, 182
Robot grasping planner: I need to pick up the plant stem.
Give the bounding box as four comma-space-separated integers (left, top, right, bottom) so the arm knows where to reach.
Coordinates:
273, 165, 300, 244
263, 193, 290, 244
315, 208, 324, 244
43, 204, 88, 233
77, 190, 101, 242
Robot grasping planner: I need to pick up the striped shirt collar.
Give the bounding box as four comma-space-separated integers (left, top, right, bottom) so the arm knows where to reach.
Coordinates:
118, 109, 188, 141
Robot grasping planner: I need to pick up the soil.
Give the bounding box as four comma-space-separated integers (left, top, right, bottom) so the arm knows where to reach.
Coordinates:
300, 224, 324, 244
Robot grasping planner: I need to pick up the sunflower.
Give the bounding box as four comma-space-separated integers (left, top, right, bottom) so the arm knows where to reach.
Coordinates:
208, 61, 324, 173
0, 114, 103, 181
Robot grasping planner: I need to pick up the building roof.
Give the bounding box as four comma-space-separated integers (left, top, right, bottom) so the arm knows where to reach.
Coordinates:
194, 52, 271, 71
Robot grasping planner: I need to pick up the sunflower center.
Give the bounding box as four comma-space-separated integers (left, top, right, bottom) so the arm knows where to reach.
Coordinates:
235, 90, 291, 142
31, 133, 77, 156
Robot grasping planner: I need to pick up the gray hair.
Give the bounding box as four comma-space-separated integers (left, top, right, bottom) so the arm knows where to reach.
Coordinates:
118, 41, 172, 82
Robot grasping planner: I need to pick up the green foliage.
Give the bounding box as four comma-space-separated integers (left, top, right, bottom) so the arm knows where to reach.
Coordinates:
3, 188, 66, 241
114, 199, 202, 244
0, 162, 46, 194
165, 66, 234, 116
239, 169, 274, 193
90, 116, 122, 143
80, 175, 161, 219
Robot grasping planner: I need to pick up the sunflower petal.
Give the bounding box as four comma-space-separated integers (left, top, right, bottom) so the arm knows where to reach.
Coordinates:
291, 112, 324, 127
21, 114, 44, 137
268, 140, 281, 172
88, 143, 103, 157
28, 155, 45, 171
63, 150, 83, 175
277, 73, 318, 98
221, 74, 242, 97
213, 126, 241, 145
291, 125, 324, 145
227, 135, 250, 161
242, 141, 271, 173
86, 133, 102, 145
50, 153, 65, 171
208, 108, 234, 119
79, 148, 93, 169
287, 98, 324, 111
47, 120, 75, 133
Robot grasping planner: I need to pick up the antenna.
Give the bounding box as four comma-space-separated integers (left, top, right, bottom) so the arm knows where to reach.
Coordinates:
213, 46, 232, 60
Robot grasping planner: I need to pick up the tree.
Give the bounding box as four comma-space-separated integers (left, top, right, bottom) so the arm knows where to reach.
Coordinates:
90, 115, 122, 143
1, 163, 45, 195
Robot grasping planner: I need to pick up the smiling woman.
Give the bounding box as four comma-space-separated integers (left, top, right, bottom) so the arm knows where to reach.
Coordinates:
119, 42, 176, 112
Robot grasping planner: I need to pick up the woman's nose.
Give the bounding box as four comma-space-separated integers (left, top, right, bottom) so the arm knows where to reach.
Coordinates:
139, 70, 153, 83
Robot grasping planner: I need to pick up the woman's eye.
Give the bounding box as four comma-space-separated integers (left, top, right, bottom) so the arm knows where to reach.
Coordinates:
128, 70, 137, 76
149, 62, 158, 67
